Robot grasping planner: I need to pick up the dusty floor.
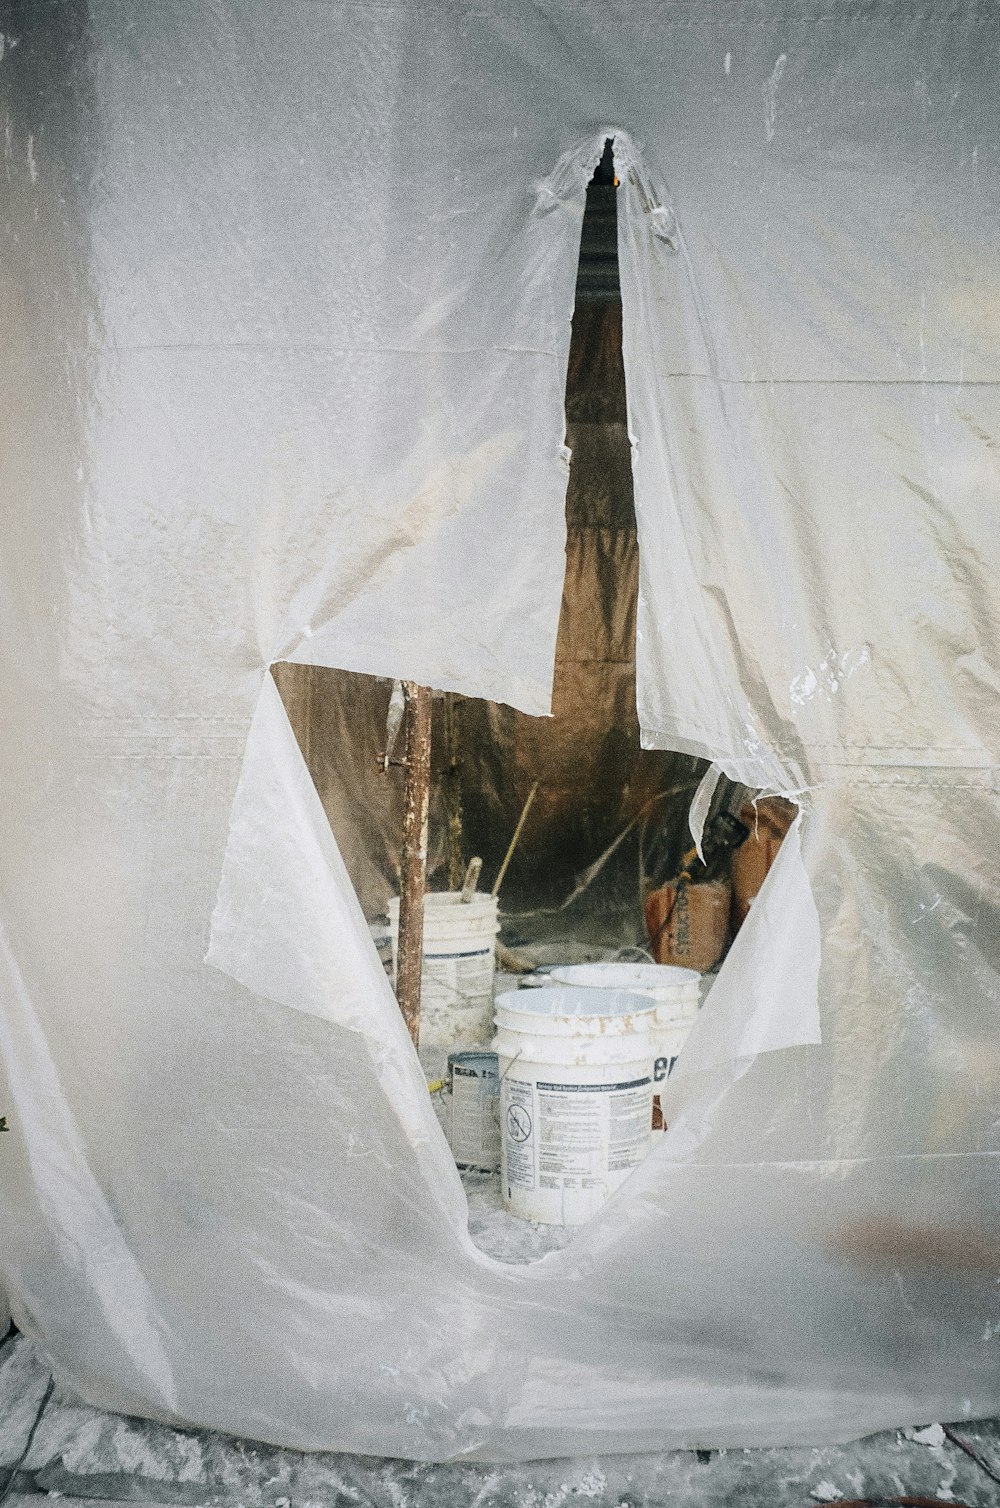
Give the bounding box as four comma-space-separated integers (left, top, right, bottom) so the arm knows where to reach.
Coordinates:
3, 1329, 1000, 1508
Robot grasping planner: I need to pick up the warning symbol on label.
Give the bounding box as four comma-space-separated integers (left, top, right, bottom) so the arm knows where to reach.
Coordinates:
506, 1104, 532, 1143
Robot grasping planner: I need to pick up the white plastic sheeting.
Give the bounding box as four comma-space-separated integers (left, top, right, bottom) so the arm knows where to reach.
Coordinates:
1, 0, 998, 1461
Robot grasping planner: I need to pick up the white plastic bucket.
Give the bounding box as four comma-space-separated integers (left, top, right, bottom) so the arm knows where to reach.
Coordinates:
549, 963, 701, 1131
387, 892, 499, 1049
547, 961, 699, 1004
549, 961, 700, 1082
447, 1050, 500, 1171
493, 987, 657, 1226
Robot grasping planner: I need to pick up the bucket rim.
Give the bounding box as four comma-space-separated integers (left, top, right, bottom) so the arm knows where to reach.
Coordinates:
549, 962, 700, 991
494, 985, 658, 1022
448, 1049, 500, 1070
388, 891, 499, 913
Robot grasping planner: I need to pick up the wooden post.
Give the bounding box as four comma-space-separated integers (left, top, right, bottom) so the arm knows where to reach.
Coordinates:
396, 682, 432, 1047
444, 691, 464, 890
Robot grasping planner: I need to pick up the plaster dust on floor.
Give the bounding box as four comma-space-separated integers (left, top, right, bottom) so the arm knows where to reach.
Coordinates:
460, 1168, 576, 1264
4, 1326, 1000, 1508
426, 1074, 573, 1263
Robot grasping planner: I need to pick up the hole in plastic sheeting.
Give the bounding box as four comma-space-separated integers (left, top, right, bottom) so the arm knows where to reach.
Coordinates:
267, 150, 805, 1261
267, 654, 710, 1263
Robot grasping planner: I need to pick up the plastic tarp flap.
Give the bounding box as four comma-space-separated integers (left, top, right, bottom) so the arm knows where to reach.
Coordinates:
1, 0, 998, 1461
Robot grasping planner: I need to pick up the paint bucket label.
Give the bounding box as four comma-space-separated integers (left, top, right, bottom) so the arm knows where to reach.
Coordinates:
389, 895, 499, 1048
447, 1051, 500, 1171
501, 1074, 652, 1196
425, 948, 495, 1015
494, 986, 657, 1224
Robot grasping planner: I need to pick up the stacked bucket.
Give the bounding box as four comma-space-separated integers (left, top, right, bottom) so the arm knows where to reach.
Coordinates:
494, 963, 703, 1226
550, 962, 701, 1087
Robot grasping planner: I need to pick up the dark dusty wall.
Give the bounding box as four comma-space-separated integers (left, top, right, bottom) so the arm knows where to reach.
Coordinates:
275, 186, 706, 944
457, 295, 706, 938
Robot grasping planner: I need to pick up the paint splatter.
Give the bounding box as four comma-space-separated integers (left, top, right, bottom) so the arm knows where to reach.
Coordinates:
763, 53, 787, 142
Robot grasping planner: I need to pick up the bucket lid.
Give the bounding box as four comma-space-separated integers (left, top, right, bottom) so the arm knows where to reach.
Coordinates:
549, 963, 700, 995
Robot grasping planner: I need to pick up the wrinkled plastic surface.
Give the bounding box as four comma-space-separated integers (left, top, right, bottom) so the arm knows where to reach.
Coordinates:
271, 300, 705, 932
1, 0, 998, 1462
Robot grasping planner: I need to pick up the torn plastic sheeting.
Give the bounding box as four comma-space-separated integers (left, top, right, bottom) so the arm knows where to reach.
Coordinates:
205, 673, 455, 1164
668, 813, 821, 1082
1, 0, 998, 1464
687, 762, 723, 863
0, 913, 177, 1416
207, 675, 404, 1041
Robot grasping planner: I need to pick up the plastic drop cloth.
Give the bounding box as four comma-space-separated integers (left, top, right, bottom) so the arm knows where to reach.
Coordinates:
1, 0, 998, 1462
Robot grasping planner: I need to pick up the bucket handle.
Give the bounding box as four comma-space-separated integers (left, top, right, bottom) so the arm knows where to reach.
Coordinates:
498, 1049, 523, 1083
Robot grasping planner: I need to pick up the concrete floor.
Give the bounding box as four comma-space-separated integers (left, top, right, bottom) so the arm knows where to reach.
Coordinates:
3, 1329, 1000, 1508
